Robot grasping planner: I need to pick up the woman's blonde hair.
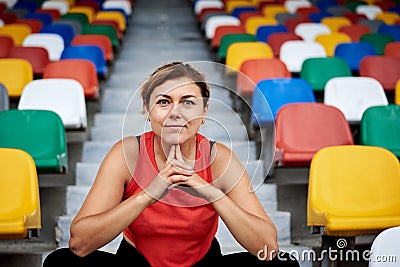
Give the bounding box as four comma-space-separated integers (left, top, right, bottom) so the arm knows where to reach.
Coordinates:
141, 62, 210, 113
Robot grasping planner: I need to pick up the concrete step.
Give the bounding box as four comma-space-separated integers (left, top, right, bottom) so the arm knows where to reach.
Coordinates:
81, 140, 258, 164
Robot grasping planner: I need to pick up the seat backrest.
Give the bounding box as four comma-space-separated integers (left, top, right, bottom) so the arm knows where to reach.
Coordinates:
41, 0, 69, 15
82, 24, 119, 49
267, 32, 302, 57
0, 148, 40, 240
0, 83, 9, 111
0, 58, 33, 98
43, 58, 99, 99
375, 11, 399, 25
102, 0, 132, 16
40, 23, 75, 46
334, 41, 377, 71
321, 16, 352, 32
237, 58, 291, 95
61, 12, 90, 27
205, 15, 240, 39
338, 24, 370, 42
194, 0, 223, 15
308, 145, 400, 235
369, 226, 400, 267
225, 41, 273, 74
95, 10, 126, 32
244, 16, 277, 35
211, 25, 245, 48
16, 18, 44, 33
294, 22, 331, 42
358, 18, 384, 33
279, 40, 327, 73
285, 0, 311, 14
300, 57, 351, 92
360, 33, 395, 55
0, 35, 15, 58
251, 78, 316, 126
71, 34, 113, 63
360, 104, 400, 158
324, 76, 389, 122
18, 78, 87, 129
7, 46, 50, 76
359, 55, 400, 91
217, 33, 257, 60
384, 41, 400, 58
378, 24, 400, 41
22, 33, 64, 61
356, 4, 382, 20
314, 32, 352, 57
0, 109, 68, 173
275, 103, 353, 166
0, 24, 31, 45
255, 24, 288, 42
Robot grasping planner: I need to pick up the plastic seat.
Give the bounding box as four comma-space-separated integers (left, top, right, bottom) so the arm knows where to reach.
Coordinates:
0, 24, 31, 45
231, 6, 257, 19
198, 7, 226, 24
7, 46, 50, 77
314, 32, 352, 57
194, 0, 224, 15
0, 109, 68, 173
338, 24, 370, 41
0, 12, 18, 24
267, 32, 302, 57
0, 83, 9, 111
378, 24, 400, 41
369, 226, 400, 267
43, 59, 99, 99
102, 0, 132, 16
53, 19, 81, 35
321, 16, 352, 32
205, 14, 240, 40
71, 34, 114, 63
324, 77, 389, 123
18, 78, 87, 130
334, 42, 377, 72
279, 40, 327, 73
24, 12, 53, 27
36, 8, 62, 21
68, 6, 95, 22
60, 45, 108, 78
237, 58, 291, 96
251, 78, 316, 126
359, 55, 400, 92
275, 13, 299, 25
211, 25, 246, 48
225, 41, 273, 75
75, 1, 100, 13
0, 35, 14, 58
360, 33, 395, 55
260, 4, 287, 18
82, 24, 119, 50
217, 33, 257, 61
384, 41, 400, 58
244, 16, 277, 35
355, 4, 382, 20
22, 33, 64, 61
294, 22, 331, 42
15, 18, 43, 33
224, 0, 254, 14
326, 5, 351, 16
360, 104, 400, 157
0, 148, 40, 240
255, 24, 288, 42
41, 0, 69, 15
307, 145, 400, 236
0, 58, 33, 98
40, 23, 75, 46
284, 17, 312, 32
60, 12, 90, 28
358, 18, 384, 33
275, 103, 353, 167
284, 0, 311, 14
300, 57, 352, 92
95, 10, 126, 32
375, 11, 400, 25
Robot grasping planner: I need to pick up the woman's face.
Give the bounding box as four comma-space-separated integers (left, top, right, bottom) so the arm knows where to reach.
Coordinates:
146, 77, 207, 145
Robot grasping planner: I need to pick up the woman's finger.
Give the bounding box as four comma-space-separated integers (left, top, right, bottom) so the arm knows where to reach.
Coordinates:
171, 159, 193, 173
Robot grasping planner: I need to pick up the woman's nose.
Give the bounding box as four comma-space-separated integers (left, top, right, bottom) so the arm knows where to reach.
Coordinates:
169, 102, 182, 118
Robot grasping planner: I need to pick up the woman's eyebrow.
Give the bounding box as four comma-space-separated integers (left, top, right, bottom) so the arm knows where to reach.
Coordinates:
154, 94, 197, 99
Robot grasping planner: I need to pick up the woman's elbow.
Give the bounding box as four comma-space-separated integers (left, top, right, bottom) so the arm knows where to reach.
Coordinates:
69, 233, 90, 257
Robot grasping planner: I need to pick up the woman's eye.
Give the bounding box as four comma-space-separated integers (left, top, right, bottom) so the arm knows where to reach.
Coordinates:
182, 100, 195, 107
157, 99, 169, 106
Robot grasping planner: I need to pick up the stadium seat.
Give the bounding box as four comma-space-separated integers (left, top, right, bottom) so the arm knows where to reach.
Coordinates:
205, 15, 240, 40
217, 33, 257, 61
0, 24, 31, 45
360, 104, 400, 158
43, 59, 99, 99
0, 58, 33, 98
0, 83, 9, 111
53, 19, 81, 35
275, 103, 353, 167
194, 0, 224, 15
307, 145, 400, 236
237, 58, 291, 96
102, 0, 132, 17
384, 41, 400, 58
0, 148, 41, 240
68, 6, 95, 22
95, 10, 126, 33
294, 22, 331, 42
300, 57, 351, 92
0, 35, 14, 58
40, 23, 76, 46
24, 12, 53, 26
359, 55, 400, 92
267, 32, 302, 57
360, 33, 395, 55
284, 16, 312, 32
369, 226, 400, 267
18, 78, 87, 130
7, 46, 50, 77
355, 4, 382, 20
251, 78, 316, 126
82, 24, 120, 50
60, 45, 108, 78
279, 40, 326, 73
71, 34, 114, 64
321, 16, 352, 32
41, 0, 69, 15
358, 18, 384, 33
338, 24, 370, 42
342, 11, 367, 24
275, 13, 299, 25
378, 24, 400, 41
36, 8, 61, 21
314, 32, 352, 57
211, 25, 246, 48
244, 16, 277, 35
0, 109, 68, 173
225, 0, 254, 14
334, 42, 377, 72
22, 33, 64, 61
231, 6, 257, 19
324, 77, 389, 123
284, 0, 311, 14
260, 4, 287, 18
375, 11, 399, 25
60, 12, 90, 28
15, 18, 43, 33
225, 41, 273, 75
255, 24, 288, 43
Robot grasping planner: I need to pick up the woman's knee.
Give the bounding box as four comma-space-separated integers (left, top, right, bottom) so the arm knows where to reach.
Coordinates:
43, 248, 77, 267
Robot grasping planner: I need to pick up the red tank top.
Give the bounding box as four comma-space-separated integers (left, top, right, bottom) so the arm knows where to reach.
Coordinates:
123, 131, 219, 266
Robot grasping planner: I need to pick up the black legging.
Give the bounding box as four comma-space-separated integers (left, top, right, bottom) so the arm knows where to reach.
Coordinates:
43, 238, 300, 267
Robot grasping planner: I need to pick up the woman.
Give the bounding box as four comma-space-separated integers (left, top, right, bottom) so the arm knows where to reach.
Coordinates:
43, 62, 299, 267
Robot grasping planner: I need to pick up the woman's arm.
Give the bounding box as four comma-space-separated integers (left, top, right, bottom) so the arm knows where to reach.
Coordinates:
210, 142, 279, 260
69, 137, 153, 257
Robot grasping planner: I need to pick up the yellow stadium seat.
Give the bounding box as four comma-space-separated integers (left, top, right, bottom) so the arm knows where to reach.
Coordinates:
0, 148, 41, 240
308, 145, 400, 237
225, 0, 254, 14
0, 24, 31, 45
0, 58, 33, 98
261, 4, 287, 18
315, 32, 352, 57
375, 12, 400, 25
245, 16, 277, 35
68, 6, 95, 22
321, 16, 352, 32
95, 10, 126, 32
225, 41, 273, 74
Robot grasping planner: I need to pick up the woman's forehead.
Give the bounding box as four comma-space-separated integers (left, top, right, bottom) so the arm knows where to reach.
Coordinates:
151, 78, 202, 97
